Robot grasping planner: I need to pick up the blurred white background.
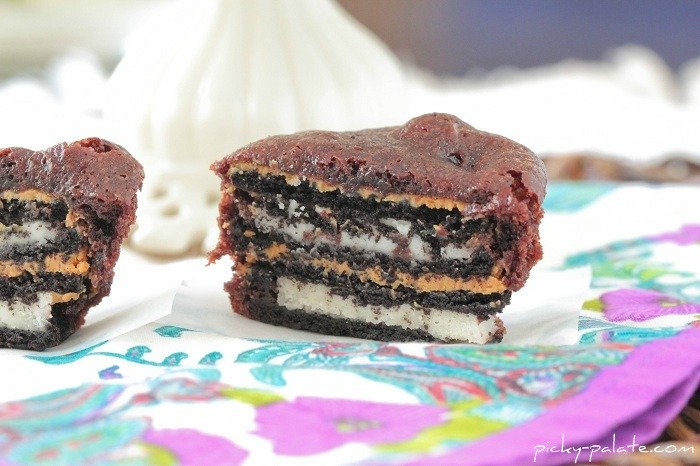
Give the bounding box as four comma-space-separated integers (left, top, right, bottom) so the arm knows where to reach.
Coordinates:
2, 0, 699, 158
1, 0, 698, 254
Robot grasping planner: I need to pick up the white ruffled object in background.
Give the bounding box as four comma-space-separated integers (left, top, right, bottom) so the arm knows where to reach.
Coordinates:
1, 1, 699, 255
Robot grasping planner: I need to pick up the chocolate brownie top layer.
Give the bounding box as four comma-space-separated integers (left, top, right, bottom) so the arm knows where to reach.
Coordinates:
213, 113, 546, 215
0, 138, 144, 214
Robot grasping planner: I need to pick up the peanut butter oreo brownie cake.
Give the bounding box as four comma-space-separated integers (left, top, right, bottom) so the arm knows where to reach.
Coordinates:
211, 113, 545, 343
0, 138, 143, 350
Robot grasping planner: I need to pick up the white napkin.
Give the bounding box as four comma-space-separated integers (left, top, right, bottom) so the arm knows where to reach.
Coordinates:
160, 258, 588, 346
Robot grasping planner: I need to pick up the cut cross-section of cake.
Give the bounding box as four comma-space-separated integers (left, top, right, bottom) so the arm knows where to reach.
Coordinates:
0, 138, 143, 350
210, 113, 546, 343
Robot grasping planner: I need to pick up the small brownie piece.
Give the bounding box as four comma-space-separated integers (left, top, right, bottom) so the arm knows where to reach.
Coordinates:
0, 138, 144, 350
211, 113, 546, 343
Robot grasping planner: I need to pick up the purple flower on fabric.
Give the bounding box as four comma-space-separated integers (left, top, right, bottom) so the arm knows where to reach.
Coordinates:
601, 288, 700, 322
142, 429, 248, 465
650, 224, 700, 245
254, 397, 446, 456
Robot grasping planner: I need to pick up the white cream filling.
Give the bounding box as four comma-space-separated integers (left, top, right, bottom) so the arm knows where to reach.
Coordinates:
276, 277, 499, 343
253, 201, 490, 264
0, 221, 60, 250
339, 230, 398, 257
380, 217, 411, 235
254, 204, 429, 259
441, 244, 474, 260
255, 211, 315, 243
254, 204, 439, 261
0, 293, 53, 332
408, 236, 428, 261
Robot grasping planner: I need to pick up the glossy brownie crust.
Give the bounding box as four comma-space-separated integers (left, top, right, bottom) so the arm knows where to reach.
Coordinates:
0, 138, 144, 349
213, 113, 545, 211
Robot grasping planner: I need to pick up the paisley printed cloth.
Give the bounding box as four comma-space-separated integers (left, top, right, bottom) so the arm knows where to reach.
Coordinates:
1, 181, 699, 466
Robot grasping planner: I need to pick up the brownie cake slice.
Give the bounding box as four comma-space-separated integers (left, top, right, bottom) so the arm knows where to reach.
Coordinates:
211, 113, 545, 343
0, 138, 143, 350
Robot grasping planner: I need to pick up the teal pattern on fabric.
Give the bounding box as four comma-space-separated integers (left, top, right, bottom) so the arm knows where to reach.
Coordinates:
27, 338, 632, 406
7, 418, 149, 465
154, 325, 194, 338
543, 181, 617, 213
578, 316, 682, 343
0, 350, 634, 464
25, 341, 109, 365
238, 341, 630, 405
28, 344, 190, 368
0, 369, 249, 465
566, 224, 700, 343
563, 224, 700, 302
578, 314, 681, 344
199, 352, 224, 365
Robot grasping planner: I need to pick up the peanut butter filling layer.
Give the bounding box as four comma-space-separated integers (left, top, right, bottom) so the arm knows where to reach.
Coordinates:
52, 291, 82, 304
307, 258, 506, 293
0, 190, 84, 231
263, 243, 290, 260
0, 189, 56, 203
242, 244, 506, 294
0, 248, 90, 278
0, 191, 87, 306
229, 164, 470, 212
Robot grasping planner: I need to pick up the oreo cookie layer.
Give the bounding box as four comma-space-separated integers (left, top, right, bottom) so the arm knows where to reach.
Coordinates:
243, 274, 505, 344
250, 300, 443, 342
0, 326, 62, 351
232, 171, 497, 241
234, 225, 497, 279
0, 273, 85, 302
250, 263, 508, 316
0, 227, 83, 261
0, 297, 88, 350
0, 198, 69, 226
